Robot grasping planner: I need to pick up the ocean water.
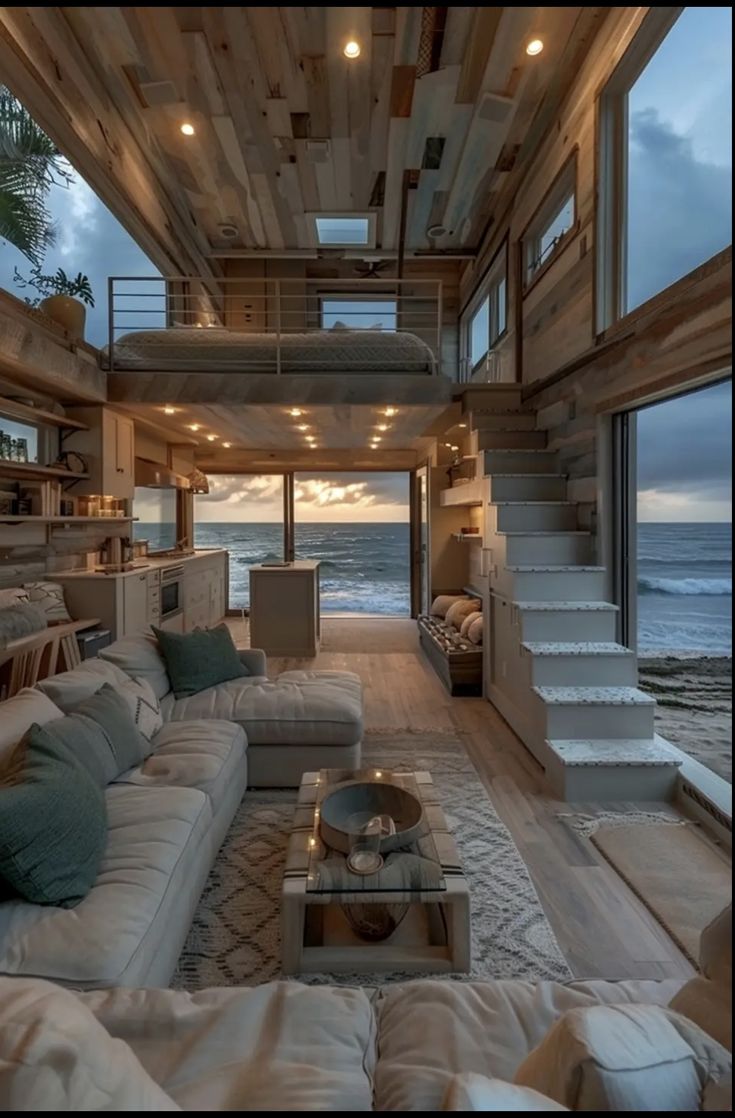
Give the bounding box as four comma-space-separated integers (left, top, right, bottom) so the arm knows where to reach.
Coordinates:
637, 523, 732, 654
136, 521, 411, 614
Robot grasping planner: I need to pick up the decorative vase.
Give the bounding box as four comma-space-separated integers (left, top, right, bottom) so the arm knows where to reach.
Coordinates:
40, 295, 86, 338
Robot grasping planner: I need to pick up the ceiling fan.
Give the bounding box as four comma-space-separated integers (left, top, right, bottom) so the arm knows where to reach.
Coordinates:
353, 259, 391, 278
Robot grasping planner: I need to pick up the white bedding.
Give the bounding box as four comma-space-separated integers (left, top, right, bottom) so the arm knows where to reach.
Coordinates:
107, 327, 436, 373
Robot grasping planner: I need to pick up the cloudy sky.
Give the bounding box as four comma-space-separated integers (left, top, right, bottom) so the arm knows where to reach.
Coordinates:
1, 7, 731, 525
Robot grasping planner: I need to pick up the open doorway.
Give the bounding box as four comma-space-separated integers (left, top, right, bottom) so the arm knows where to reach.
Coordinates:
617, 377, 732, 784
293, 472, 410, 615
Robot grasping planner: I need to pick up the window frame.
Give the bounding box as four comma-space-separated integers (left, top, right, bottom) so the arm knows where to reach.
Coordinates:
595, 6, 713, 332
460, 241, 509, 381
319, 294, 398, 332
521, 151, 579, 293
307, 212, 377, 249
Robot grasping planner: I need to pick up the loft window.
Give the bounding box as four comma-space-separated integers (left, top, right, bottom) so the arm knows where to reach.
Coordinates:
598, 7, 732, 327
462, 243, 508, 378
321, 298, 397, 331
523, 160, 576, 287
310, 213, 377, 248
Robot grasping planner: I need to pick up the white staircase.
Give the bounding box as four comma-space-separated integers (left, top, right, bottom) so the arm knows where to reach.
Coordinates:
461, 384, 682, 801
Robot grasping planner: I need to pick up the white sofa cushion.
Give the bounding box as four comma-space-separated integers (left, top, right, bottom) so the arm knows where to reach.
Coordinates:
0, 977, 179, 1110
119, 719, 247, 814
670, 904, 732, 1050
80, 981, 376, 1111
514, 1004, 732, 1111
35, 658, 131, 712
444, 1073, 568, 1111
0, 784, 211, 987
0, 688, 63, 765
100, 633, 172, 700
374, 977, 685, 1112
171, 669, 363, 747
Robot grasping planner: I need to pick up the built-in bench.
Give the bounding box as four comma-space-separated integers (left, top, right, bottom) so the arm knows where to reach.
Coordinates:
417, 614, 483, 696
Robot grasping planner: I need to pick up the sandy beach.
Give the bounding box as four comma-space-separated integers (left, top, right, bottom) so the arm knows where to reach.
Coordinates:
639, 656, 732, 784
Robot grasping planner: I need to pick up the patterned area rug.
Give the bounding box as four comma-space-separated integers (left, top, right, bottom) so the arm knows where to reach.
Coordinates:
172, 731, 572, 988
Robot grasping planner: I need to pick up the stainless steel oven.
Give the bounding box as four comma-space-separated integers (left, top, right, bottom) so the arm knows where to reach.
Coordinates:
160, 564, 185, 630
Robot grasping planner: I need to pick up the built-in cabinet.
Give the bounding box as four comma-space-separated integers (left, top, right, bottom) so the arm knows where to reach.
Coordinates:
184, 552, 227, 631
64, 407, 135, 499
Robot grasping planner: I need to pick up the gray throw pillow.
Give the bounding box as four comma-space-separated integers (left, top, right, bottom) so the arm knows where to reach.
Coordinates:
152, 623, 249, 699
0, 728, 106, 907
0, 602, 47, 649
32, 684, 153, 786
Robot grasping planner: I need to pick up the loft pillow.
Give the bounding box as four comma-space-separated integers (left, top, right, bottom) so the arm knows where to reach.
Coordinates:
152, 623, 249, 699
30, 685, 153, 787
0, 728, 106, 906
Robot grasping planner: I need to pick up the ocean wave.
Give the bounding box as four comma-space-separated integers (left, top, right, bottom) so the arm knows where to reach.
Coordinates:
638, 576, 732, 597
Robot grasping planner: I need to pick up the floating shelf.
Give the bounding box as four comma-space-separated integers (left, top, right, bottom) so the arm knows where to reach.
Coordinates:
452, 532, 483, 543
0, 516, 135, 525
0, 396, 89, 431
439, 478, 484, 507
0, 460, 90, 481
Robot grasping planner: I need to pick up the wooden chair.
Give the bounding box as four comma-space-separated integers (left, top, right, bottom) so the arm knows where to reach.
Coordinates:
0, 618, 100, 699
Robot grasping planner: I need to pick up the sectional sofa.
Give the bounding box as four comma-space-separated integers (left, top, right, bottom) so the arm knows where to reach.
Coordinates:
0, 634, 362, 988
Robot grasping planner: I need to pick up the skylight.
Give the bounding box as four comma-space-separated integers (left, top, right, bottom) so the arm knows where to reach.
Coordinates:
311, 214, 375, 247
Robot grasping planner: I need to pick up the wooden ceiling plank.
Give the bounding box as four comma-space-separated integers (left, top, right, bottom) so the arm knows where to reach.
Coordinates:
393, 6, 423, 65
346, 7, 373, 210
302, 54, 331, 137
382, 118, 410, 250
211, 115, 266, 247
440, 6, 474, 68
293, 140, 322, 213
314, 159, 339, 212
184, 30, 226, 116
368, 20, 395, 180
455, 7, 502, 104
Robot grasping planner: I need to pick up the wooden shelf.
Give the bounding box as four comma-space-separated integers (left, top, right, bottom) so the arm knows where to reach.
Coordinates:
452, 532, 483, 543
0, 516, 135, 525
0, 460, 90, 481
0, 395, 89, 431
439, 478, 484, 507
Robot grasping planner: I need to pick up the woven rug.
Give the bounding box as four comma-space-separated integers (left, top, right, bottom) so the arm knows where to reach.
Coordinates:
559, 810, 732, 967
173, 731, 571, 988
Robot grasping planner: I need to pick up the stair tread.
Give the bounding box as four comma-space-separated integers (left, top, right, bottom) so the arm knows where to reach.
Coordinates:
534, 685, 655, 705
523, 641, 632, 655
507, 565, 604, 572
514, 600, 618, 611
549, 734, 682, 767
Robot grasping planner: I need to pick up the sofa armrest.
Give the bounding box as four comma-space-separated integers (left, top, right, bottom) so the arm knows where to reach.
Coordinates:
239, 648, 267, 676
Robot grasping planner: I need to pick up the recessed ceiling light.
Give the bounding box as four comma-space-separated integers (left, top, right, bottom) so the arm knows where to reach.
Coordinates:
206, 434, 217, 442
309, 444, 318, 449
526, 39, 544, 56
297, 424, 309, 431
451, 445, 459, 452
377, 423, 388, 432
372, 436, 382, 443
384, 407, 397, 417
426, 223, 447, 238
305, 435, 316, 442
289, 408, 303, 417
458, 422, 467, 428
180, 122, 195, 136
343, 40, 361, 59
163, 406, 176, 415
222, 442, 232, 449
188, 424, 200, 432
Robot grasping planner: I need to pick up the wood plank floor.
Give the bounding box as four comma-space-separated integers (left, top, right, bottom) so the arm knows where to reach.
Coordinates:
228, 616, 707, 981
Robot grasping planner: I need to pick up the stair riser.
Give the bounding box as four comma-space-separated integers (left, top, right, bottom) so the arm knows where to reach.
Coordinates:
477, 429, 548, 450
527, 655, 638, 687
484, 450, 559, 474
472, 412, 537, 431
489, 475, 567, 501
542, 703, 655, 740
496, 504, 578, 532
547, 759, 680, 801
519, 611, 618, 642
510, 570, 607, 601
463, 387, 524, 413
506, 534, 593, 565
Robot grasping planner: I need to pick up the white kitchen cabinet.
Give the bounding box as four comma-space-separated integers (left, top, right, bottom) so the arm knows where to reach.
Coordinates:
64, 407, 135, 499
183, 552, 227, 631
122, 571, 150, 636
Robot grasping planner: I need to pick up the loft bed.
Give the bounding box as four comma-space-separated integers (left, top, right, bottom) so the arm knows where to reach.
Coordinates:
104, 276, 443, 375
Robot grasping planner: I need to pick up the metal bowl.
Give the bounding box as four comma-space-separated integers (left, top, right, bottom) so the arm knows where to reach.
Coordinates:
319, 780, 424, 855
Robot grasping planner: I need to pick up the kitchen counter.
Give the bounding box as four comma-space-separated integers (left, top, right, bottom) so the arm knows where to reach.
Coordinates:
56, 549, 227, 579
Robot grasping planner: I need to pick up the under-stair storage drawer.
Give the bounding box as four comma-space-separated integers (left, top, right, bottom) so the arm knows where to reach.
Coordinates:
417, 615, 482, 696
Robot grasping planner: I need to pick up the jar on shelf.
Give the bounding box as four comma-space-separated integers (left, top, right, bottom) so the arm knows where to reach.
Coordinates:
0, 432, 11, 461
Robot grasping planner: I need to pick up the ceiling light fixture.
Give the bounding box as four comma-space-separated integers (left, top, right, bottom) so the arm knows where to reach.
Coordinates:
372, 436, 382, 443
458, 422, 467, 428
377, 423, 388, 432
206, 434, 217, 442
526, 39, 544, 56
384, 407, 397, 417
163, 406, 176, 415
180, 122, 195, 136
297, 424, 309, 431
305, 435, 316, 442
222, 442, 232, 449
188, 424, 200, 432
289, 408, 303, 417
343, 40, 361, 59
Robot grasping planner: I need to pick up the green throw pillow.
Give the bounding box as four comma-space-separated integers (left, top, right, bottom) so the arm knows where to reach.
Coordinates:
0, 729, 106, 907
152, 623, 249, 699
32, 684, 152, 786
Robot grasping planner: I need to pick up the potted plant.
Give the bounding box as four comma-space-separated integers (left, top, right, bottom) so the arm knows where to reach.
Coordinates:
13, 265, 95, 337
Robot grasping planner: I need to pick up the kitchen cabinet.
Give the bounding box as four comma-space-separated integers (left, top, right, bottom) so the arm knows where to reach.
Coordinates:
183, 552, 227, 631
64, 407, 135, 499
122, 571, 150, 636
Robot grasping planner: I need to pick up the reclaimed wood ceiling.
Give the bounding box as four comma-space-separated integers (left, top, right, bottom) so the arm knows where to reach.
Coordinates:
0, 6, 607, 270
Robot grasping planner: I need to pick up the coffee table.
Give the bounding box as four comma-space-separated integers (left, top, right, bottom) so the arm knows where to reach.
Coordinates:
281, 767, 471, 975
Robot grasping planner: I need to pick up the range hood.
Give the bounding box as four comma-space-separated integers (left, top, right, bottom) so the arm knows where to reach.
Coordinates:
134, 458, 191, 490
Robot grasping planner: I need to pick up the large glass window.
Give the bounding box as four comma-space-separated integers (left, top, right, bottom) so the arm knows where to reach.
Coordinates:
321, 298, 397, 330
133, 487, 177, 553
463, 247, 508, 377
523, 160, 576, 287
600, 7, 732, 323
193, 475, 285, 609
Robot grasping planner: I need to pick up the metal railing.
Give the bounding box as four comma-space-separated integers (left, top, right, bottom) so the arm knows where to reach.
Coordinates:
107, 276, 443, 375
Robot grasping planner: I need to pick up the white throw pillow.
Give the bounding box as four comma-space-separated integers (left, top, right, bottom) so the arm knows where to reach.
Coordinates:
0, 977, 180, 1111
430, 594, 467, 618
22, 581, 71, 623
120, 676, 164, 740
0, 587, 30, 608
514, 1004, 731, 1112
444, 1073, 568, 1111
468, 615, 484, 645
445, 598, 482, 630
460, 610, 482, 637
670, 904, 732, 1049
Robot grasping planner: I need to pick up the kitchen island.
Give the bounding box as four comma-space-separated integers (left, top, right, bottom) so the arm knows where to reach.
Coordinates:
249, 559, 320, 657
